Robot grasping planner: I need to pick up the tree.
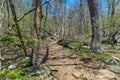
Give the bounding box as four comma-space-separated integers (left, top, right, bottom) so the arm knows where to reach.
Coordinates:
31, 0, 44, 67
61, 0, 66, 40
8, 0, 27, 56
107, 0, 119, 44
0, 0, 4, 70
0, 0, 4, 30
87, 0, 102, 53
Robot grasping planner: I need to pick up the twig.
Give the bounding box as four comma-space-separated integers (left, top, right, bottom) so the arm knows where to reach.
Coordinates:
17, 0, 51, 22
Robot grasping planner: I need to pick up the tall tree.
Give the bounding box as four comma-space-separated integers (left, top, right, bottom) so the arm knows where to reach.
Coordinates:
8, 0, 27, 56
61, 0, 66, 40
0, 0, 4, 30
87, 0, 102, 53
108, 0, 118, 43
0, 0, 5, 70
31, 0, 43, 67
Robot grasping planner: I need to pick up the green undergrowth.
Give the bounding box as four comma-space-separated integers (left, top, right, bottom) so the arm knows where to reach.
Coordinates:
0, 68, 32, 80
58, 40, 83, 49
58, 40, 117, 62
73, 49, 111, 61
102, 41, 120, 51
0, 32, 45, 56
0, 68, 46, 80
0, 57, 49, 80
0, 32, 42, 47
58, 40, 120, 51
74, 48, 120, 65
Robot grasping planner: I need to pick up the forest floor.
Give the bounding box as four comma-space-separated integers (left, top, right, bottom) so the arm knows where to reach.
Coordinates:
2, 38, 120, 80
46, 39, 104, 80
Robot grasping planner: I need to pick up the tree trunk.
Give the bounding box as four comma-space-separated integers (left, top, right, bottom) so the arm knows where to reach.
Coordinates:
8, 0, 27, 56
33, 0, 43, 39
87, 0, 102, 53
61, 0, 66, 41
108, 0, 116, 43
0, 0, 5, 70
31, 0, 43, 67
0, 1, 4, 30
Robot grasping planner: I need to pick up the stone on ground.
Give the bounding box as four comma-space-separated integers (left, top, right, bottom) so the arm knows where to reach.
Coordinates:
95, 69, 118, 80
72, 71, 81, 78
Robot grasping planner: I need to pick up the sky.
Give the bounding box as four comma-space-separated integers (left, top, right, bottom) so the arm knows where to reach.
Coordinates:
21, 0, 108, 12
66, 0, 75, 4
22, 0, 77, 6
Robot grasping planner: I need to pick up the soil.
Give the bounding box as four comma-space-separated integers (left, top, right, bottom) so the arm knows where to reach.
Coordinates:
46, 39, 101, 80
3, 39, 118, 80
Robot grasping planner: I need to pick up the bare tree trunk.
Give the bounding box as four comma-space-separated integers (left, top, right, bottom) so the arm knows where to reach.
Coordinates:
108, 0, 117, 43
31, 0, 43, 67
33, 0, 43, 39
43, 1, 49, 38
6, 0, 10, 29
87, 0, 102, 53
31, 0, 40, 67
33, 0, 40, 38
61, 0, 66, 41
0, 1, 4, 70
0, 6, 2, 70
8, 0, 27, 56
0, 1, 4, 30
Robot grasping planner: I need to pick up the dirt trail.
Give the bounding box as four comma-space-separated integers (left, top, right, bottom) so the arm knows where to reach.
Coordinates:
46, 40, 97, 80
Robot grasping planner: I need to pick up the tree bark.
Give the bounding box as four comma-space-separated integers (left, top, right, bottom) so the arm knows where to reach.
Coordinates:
0, 0, 5, 70
108, 0, 116, 43
31, 0, 43, 67
33, 0, 43, 39
8, 0, 27, 56
61, 0, 66, 41
87, 0, 102, 53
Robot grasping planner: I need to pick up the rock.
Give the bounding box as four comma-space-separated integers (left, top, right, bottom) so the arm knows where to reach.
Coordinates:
25, 57, 29, 60
26, 64, 57, 80
104, 58, 118, 65
117, 39, 120, 44
72, 71, 81, 78
7, 64, 16, 70
26, 65, 55, 80
95, 69, 119, 80
46, 76, 57, 80
27, 65, 50, 77
107, 65, 120, 74
69, 54, 78, 59
112, 56, 120, 62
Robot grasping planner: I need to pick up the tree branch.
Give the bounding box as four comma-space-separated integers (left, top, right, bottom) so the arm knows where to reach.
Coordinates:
17, 0, 51, 22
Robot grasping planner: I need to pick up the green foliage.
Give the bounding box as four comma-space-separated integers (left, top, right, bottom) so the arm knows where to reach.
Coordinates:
0, 33, 19, 44
81, 74, 88, 80
80, 47, 91, 53
59, 40, 111, 61
78, 49, 111, 61
58, 40, 82, 49
102, 42, 120, 51
23, 34, 38, 47
91, 53, 111, 60
102, 12, 120, 39
0, 32, 38, 48
0, 69, 32, 80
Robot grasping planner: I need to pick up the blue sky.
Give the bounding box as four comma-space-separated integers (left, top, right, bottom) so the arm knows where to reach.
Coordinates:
22, 0, 77, 6
101, 0, 108, 12
22, 0, 108, 12
66, 0, 108, 12
66, 0, 75, 4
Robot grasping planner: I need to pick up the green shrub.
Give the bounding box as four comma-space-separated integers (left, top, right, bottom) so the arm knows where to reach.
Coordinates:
0, 69, 32, 80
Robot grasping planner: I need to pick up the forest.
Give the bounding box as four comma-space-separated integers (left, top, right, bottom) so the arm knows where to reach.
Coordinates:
0, 0, 120, 80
